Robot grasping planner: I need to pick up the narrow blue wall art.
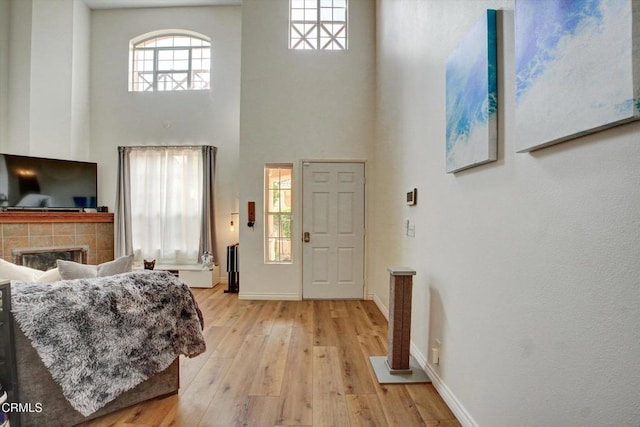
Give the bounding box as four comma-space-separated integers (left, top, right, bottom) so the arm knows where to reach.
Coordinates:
515, 0, 640, 152
446, 9, 498, 174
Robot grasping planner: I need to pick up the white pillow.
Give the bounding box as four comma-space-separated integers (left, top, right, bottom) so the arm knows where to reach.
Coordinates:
57, 255, 134, 280
35, 268, 62, 283
0, 258, 45, 282
57, 260, 97, 280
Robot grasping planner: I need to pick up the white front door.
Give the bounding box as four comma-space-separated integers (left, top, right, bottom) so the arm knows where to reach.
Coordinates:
302, 162, 365, 299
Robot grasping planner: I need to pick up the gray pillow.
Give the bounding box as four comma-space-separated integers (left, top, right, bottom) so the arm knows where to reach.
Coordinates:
97, 255, 134, 277
57, 255, 134, 280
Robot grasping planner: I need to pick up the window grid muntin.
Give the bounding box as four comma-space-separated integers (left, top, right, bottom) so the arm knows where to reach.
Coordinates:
265, 165, 293, 264
290, 0, 347, 50
130, 33, 211, 92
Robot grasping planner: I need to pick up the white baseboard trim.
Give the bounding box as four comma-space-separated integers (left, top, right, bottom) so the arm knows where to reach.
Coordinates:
410, 343, 478, 427
238, 292, 300, 301
373, 293, 389, 321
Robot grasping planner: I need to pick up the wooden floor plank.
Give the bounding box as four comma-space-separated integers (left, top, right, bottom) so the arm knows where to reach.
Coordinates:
294, 300, 314, 334
275, 326, 313, 426
200, 333, 269, 426
312, 346, 350, 427
249, 325, 292, 396
351, 300, 384, 338
81, 287, 459, 427
329, 300, 349, 319
346, 394, 388, 427
273, 299, 298, 328
407, 384, 461, 426
361, 300, 389, 336
249, 300, 283, 335
168, 356, 233, 426
240, 396, 281, 427
211, 301, 265, 358
334, 318, 376, 395
178, 325, 230, 388
375, 384, 427, 427
312, 301, 339, 346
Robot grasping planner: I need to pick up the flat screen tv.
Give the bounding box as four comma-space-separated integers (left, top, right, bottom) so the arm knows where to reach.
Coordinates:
0, 153, 97, 211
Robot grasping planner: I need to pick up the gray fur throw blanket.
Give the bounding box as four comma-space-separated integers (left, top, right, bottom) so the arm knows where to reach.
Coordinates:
11, 270, 206, 416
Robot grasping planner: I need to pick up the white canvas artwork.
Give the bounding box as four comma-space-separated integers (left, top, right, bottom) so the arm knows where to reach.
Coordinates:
445, 10, 498, 173
515, 0, 640, 152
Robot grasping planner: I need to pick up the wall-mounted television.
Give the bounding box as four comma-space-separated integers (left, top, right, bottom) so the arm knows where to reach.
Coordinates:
0, 153, 97, 211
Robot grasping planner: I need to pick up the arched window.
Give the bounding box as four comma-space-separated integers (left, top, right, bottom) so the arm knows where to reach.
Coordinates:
129, 30, 211, 92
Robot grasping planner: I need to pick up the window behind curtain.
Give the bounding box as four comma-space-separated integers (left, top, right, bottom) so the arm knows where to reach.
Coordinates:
129, 147, 203, 264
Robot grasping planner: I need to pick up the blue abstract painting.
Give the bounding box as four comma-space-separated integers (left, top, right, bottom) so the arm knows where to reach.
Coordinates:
446, 10, 498, 173
515, 0, 640, 152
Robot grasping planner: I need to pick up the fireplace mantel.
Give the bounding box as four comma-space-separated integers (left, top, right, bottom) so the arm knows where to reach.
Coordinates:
0, 212, 113, 224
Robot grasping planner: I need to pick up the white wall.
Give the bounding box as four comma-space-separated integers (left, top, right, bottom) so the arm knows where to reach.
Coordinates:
2, 0, 90, 160
29, 0, 74, 156
90, 5, 241, 270
6, 0, 32, 154
238, 0, 376, 299
0, 0, 9, 148
373, 0, 640, 425
71, 0, 91, 160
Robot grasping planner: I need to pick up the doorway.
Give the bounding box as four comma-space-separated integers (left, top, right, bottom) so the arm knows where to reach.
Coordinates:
302, 162, 365, 299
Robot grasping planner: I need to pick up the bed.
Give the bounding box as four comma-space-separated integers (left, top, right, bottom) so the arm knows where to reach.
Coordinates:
2, 267, 206, 427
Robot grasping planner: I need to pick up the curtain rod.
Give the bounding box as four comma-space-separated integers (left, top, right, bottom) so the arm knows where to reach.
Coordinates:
118, 145, 218, 153
118, 145, 216, 150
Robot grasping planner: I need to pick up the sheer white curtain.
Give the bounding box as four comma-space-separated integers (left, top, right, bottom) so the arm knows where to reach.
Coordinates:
116, 145, 217, 265
129, 147, 203, 265
116, 147, 203, 264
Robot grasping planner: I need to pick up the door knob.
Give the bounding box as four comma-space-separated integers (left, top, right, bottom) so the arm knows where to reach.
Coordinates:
303, 232, 310, 242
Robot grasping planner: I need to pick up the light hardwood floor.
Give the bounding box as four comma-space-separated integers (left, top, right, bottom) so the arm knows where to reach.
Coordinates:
82, 285, 461, 427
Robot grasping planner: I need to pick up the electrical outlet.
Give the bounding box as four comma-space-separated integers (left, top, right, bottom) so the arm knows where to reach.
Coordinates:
431, 339, 441, 365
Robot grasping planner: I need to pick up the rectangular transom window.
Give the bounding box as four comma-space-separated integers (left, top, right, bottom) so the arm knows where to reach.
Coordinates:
265, 165, 293, 263
290, 0, 348, 50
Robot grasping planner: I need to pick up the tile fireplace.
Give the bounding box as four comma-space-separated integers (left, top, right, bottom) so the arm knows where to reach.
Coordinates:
0, 212, 114, 266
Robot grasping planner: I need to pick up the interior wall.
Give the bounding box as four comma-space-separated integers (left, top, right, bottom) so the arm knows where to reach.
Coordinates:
373, 0, 640, 426
238, 0, 376, 299
0, 0, 8, 149
90, 5, 241, 272
6, 0, 32, 154
70, 0, 91, 160
29, 0, 74, 157
2, 0, 90, 160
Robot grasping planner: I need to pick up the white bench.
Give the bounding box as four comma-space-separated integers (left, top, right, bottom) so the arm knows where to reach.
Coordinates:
133, 264, 220, 288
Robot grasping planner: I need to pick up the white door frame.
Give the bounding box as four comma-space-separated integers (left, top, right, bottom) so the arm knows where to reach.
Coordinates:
299, 159, 367, 299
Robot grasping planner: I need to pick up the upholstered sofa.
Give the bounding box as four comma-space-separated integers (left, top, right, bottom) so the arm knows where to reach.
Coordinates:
15, 327, 179, 427
0, 258, 204, 427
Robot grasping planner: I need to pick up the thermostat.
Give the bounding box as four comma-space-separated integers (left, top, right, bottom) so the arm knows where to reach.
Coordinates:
406, 188, 417, 206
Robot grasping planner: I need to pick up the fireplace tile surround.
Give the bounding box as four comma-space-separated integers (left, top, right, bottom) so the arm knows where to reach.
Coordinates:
0, 213, 114, 267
